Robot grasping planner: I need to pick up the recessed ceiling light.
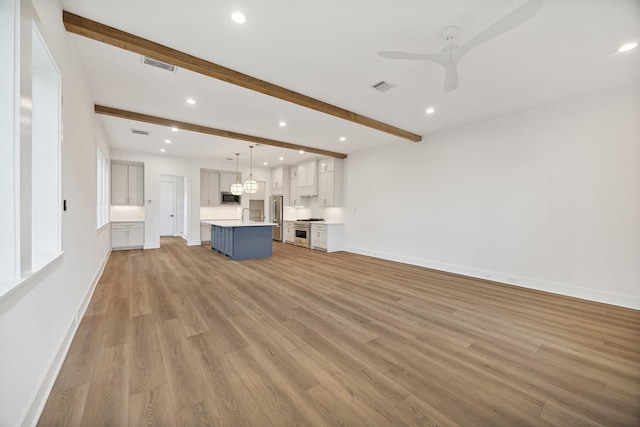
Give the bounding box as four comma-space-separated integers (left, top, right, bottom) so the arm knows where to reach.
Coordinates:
164, 139, 171, 144
160, 148, 166, 153
171, 127, 178, 132
231, 11, 246, 24
279, 157, 284, 161
299, 150, 304, 154
426, 107, 436, 114
279, 121, 287, 127
263, 162, 268, 166
186, 98, 196, 105
618, 42, 638, 52
339, 136, 346, 142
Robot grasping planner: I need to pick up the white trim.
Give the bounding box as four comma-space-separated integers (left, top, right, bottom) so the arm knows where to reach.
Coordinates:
345, 246, 640, 311
21, 248, 111, 427
0, 251, 65, 302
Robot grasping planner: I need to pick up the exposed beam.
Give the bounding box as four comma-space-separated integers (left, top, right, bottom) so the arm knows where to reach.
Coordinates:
95, 105, 348, 159
64, 11, 422, 143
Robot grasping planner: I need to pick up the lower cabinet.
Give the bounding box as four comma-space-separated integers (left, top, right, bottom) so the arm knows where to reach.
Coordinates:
200, 224, 211, 243
284, 221, 295, 244
310, 224, 327, 251
310, 223, 343, 252
112, 222, 144, 250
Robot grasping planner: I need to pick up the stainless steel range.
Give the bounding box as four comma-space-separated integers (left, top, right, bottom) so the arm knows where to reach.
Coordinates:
293, 218, 323, 248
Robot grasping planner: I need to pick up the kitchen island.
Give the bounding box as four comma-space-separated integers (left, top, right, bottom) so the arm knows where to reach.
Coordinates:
201, 220, 274, 261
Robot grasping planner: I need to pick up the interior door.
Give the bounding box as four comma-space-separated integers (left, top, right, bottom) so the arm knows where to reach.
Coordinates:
160, 181, 176, 236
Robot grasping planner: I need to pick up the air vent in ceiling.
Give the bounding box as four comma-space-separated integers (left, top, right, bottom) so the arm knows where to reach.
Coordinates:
142, 56, 177, 73
372, 80, 394, 92
130, 128, 149, 136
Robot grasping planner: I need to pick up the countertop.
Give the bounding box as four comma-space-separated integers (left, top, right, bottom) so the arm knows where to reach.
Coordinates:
111, 220, 144, 223
283, 220, 344, 225
201, 220, 274, 227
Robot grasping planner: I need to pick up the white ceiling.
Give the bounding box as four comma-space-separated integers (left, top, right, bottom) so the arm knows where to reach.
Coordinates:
61, 0, 640, 167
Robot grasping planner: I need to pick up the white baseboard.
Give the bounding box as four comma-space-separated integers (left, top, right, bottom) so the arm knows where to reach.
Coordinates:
345, 246, 640, 310
22, 248, 112, 427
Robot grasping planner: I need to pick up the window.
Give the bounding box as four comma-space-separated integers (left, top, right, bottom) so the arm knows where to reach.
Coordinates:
97, 146, 109, 229
31, 23, 62, 270
0, 16, 62, 296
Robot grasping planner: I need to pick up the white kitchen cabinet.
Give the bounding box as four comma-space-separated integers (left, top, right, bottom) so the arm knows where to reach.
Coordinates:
284, 221, 295, 244
289, 166, 298, 179
112, 162, 144, 206
317, 157, 343, 207
297, 159, 317, 196
271, 166, 288, 196
289, 177, 299, 207
219, 172, 238, 194
200, 223, 211, 243
112, 222, 144, 250
310, 223, 327, 250
200, 170, 220, 207
310, 223, 343, 252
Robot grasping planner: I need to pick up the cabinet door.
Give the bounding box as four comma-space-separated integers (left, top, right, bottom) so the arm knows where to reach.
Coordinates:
112, 228, 129, 248
304, 160, 317, 187
289, 177, 298, 206
111, 163, 128, 205
128, 227, 144, 247
200, 171, 220, 207
318, 172, 334, 207
220, 172, 237, 193
128, 165, 144, 206
297, 162, 307, 188
318, 157, 334, 173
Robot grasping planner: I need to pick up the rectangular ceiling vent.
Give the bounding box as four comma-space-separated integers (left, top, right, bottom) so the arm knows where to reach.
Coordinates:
130, 128, 149, 136
372, 81, 394, 92
142, 56, 177, 73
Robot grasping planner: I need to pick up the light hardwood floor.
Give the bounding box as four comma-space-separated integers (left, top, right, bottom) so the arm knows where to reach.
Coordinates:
38, 237, 640, 426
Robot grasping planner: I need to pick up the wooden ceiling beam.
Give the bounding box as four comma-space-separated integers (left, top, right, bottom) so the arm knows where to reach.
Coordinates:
64, 11, 422, 143
95, 105, 348, 159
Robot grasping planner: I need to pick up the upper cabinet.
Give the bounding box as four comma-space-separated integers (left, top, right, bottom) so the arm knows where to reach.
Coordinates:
297, 159, 317, 197
219, 172, 238, 194
318, 157, 343, 207
112, 162, 144, 206
200, 170, 220, 207
271, 166, 286, 195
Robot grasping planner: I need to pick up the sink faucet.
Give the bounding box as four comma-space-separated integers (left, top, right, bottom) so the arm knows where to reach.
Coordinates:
242, 208, 250, 222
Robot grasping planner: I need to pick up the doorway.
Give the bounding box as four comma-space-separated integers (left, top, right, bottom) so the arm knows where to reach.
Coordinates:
159, 175, 187, 244
160, 181, 176, 236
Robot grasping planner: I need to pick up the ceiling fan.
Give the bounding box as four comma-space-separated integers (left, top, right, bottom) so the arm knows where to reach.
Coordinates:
378, 0, 545, 92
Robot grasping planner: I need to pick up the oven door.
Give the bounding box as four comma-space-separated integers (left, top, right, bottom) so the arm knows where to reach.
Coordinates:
294, 227, 309, 247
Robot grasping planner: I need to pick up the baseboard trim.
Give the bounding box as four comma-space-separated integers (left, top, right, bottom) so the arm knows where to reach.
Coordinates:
345, 246, 640, 310
22, 248, 112, 427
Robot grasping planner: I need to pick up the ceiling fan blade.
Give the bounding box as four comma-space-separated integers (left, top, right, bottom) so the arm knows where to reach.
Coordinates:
442, 60, 459, 92
378, 51, 443, 62
458, 0, 545, 56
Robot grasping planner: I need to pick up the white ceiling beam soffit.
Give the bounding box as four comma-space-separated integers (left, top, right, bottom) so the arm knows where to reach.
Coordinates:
63, 11, 422, 143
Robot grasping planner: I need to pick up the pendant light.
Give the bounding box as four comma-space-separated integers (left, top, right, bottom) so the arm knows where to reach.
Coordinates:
230, 153, 244, 195
243, 145, 258, 194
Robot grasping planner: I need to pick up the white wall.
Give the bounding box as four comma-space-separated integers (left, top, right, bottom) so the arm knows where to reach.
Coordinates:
111, 149, 272, 247
345, 84, 640, 309
0, 1, 112, 426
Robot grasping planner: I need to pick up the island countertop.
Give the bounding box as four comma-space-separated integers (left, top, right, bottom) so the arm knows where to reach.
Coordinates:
200, 220, 274, 228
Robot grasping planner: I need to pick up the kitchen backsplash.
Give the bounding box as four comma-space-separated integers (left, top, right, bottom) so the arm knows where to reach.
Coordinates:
200, 206, 242, 220
110, 205, 145, 221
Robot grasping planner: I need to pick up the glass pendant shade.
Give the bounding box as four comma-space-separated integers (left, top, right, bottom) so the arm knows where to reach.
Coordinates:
243, 145, 258, 194
230, 182, 244, 195
230, 153, 244, 195
244, 176, 258, 194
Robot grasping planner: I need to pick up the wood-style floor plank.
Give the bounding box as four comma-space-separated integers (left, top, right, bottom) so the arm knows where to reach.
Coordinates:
38, 237, 640, 426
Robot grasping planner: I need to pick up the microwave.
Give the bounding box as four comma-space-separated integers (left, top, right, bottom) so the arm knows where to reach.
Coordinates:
221, 192, 241, 205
